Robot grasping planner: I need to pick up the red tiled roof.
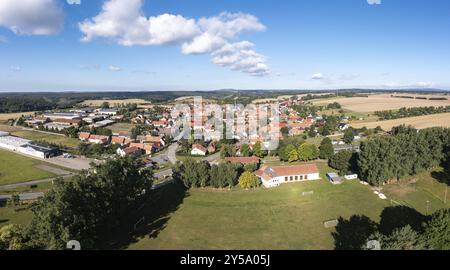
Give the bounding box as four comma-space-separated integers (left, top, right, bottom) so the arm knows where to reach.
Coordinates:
79, 132, 90, 139
145, 136, 161, 143
111, 136, 125, 144
224, 156, 260, 165
123, 146, 141, 154
192, 144, 207, 153
89, 135, 109, 141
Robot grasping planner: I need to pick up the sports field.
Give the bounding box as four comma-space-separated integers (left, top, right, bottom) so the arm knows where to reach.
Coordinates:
0, 149, 56, 185
125, 163, 390, 250
313, 94, 450, 113
351, 113, 450, 130
382, 168, 450, 214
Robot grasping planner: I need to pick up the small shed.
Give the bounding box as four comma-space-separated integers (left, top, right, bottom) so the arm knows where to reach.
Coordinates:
326, 172, 344, 185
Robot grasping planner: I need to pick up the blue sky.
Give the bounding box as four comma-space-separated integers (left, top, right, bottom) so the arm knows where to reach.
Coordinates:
1, 0, 450, 92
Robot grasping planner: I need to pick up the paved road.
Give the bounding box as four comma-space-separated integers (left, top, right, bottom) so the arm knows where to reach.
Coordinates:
0, 192, 44, 202
154, 169, 173, 179
166, 143, 178, 164
203, 152, 221, 163
0, 174, 73, 190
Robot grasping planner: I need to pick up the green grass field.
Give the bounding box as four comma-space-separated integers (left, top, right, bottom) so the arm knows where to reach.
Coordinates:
0, 205, 33, 227
11, 130, 79, 148
382, 168, 450, 214
109, 123, 136, 134
0, 149, 56, 185
125, 164, 390, 250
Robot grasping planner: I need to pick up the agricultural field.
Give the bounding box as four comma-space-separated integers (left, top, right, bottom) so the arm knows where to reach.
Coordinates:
0, 124, 21, 133
0, 112, 35, 121
313, 94, 450, 113
10, 130, 80, 148
0, 149, 56, 185
80, 99, 152, 107
351, 113, 450, 130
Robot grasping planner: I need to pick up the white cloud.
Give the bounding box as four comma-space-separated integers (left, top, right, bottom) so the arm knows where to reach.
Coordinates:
312, 73, 324, 80
79, 0, 199, 46
367, 0, 382, 5
0, 0, 64, 35
10, 66, 21, 72
67, 0, 81, 5
108, 65, 122, 72
211, 41, 270, 76
79, 0, 269, 76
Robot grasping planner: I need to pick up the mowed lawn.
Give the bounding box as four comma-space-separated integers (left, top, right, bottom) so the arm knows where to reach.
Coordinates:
0, 149, 56, 185
127, 175, 390, 250
11, 130, 79, 148
382, 168, 450, 214
109, 123, 136, 134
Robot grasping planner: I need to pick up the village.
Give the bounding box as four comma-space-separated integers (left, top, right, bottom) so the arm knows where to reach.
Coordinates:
0, 94, 371, 190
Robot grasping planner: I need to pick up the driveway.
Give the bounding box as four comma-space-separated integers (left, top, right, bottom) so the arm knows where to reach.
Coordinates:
166, 143, 178, 164
45, 155, 95, 171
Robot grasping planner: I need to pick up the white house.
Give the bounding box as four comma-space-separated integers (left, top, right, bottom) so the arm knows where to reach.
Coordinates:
191, 144, 207, 156
255, 164, 320, 188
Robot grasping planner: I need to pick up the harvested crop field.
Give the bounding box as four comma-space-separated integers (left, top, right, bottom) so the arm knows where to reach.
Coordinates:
313, 94, 450, 113
351, 113, 450, 130
0, 112, 35, 121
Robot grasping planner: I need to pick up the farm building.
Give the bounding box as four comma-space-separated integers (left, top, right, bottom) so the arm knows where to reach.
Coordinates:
0, 133, 59, 159
43, 112, 83, 120
19, 143, 60, 159
255, 164, 320, 188
0, 135, 31, 151
191, 144, 207, 156
96, 108, 119, 116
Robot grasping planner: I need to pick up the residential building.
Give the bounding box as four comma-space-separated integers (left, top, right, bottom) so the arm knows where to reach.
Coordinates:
88, 135, 110, 144
116, 146, 142, 158
191, 144, 207, 156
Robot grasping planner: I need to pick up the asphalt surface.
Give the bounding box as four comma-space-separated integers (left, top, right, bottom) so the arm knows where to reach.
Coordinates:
0, 192, 44, 201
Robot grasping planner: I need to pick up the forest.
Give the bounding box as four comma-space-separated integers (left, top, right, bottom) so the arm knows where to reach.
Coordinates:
375, 106, 450, 120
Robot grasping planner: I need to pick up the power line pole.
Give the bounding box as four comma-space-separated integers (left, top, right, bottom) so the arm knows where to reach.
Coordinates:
444, 186, 448, 204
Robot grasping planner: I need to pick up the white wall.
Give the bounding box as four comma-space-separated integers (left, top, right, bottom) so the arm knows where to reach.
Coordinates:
261, 173, 320, 188
191, 148, 206, 156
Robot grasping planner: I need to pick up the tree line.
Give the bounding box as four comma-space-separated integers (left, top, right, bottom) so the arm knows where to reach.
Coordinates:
333, 206, 450, 250
375, 106, 450, 120
173, 158, 261, 189
358, 126, 450, 186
